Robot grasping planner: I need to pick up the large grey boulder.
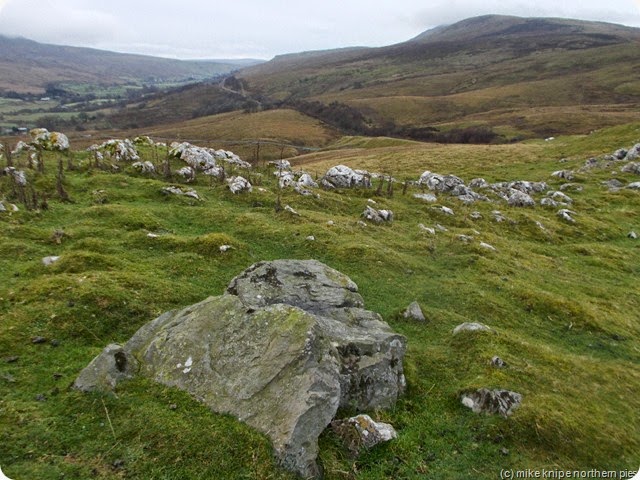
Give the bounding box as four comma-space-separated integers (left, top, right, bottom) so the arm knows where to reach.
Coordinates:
321, 165, 372, 189
74, 259, 406, 479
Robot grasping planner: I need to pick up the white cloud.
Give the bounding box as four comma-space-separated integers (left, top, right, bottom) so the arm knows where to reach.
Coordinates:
0, 0, 124, 45
0, 0, 639, 59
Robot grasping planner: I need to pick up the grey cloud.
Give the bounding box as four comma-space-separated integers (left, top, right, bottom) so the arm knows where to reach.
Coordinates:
1, 0, 639, 59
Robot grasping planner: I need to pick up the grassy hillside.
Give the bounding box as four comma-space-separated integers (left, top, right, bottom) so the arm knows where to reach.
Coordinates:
62, 109, 340, 162
236, 16, 640, 137
1, 122, 639, 478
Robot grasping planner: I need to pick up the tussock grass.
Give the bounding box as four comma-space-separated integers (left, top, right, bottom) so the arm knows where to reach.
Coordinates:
1, 124, 639, 478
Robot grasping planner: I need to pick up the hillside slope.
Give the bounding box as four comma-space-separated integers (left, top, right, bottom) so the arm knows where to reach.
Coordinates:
235, 15, 640, 137
0, 35, 263, 94
0, 122, 639, 479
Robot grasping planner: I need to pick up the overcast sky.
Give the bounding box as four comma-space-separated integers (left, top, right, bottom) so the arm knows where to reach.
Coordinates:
1, 0, 640, 59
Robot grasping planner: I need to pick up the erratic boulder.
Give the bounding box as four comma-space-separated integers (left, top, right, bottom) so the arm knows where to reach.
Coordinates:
74, 259, 406, 479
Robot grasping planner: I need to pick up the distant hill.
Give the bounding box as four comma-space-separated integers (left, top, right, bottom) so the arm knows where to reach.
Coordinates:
233, 15, 640, 138
0, 35, 264, 94
36, 14, 640, 142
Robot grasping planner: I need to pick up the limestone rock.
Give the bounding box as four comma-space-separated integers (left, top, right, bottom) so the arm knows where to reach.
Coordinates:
507, 189, 535, 207
3, 167, 27, 187
76, 260, 406, 479
624, 143, 640, 161
161, 186, 201, 200
29, 128, 70, 151
321, 165, 371, 189
89, 139, 139, 162
212, 149, 251, 169
452, 322, 493, 335
603, 179, 624, 190
413, 193, 437, 202
479, 242, 497, 252
418, 171, 464, 193
540, 198, 558, 208
490, 356, 507, 368
549, 191, 573, 204
559, 183, 582, 192
434, 206, 454, 216
269, 159, 291, 170
613, 148, 628, 160
134, 135, 154, 146
284, 205, 300, 216
461, 388, 522, 417
627, 182, 640, 190
297, 173, 319, 188
629, 231, 638, 239
169, 142, 217, 170
469, 178, 489, 189
402, 301, 426, 322
418, 224, 436, 235
551, 170, 574, 180
176, 166, 196, 182
227, 176, 252, 194
621, 162, 640, 175
362, 205, 393, 223
492, 211, 507, 222
42, 256, 60, 266
132, 161, 156, 174
331, 414, 397, 455
557, 209, 576, 223
275, 170, 295, 188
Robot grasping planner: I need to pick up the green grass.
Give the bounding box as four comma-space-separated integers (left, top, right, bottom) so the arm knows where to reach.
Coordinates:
1, 125, 639, 479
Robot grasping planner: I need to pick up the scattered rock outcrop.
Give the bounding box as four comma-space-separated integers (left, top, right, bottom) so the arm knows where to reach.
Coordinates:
507, 190, 535, 207
170, 142, 251, 171
3, 167, 27, 186
89, 139, 139, 163
132, 161, 156, 174
161, 186, 201, 200
625, 143, 640, 161
622, 162, 640, 175
227, 176, 252, 194
331, 414, 397, 456
413, 193, 437, 202
461, 388, 522, 417
74, 260, 406, 479
402, 301, 426, 322
557, 209, 576, 223
362, 205, 394, 223
29, 128, 70, 151
453, 322, 493, 335
321, 165, 372, 189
